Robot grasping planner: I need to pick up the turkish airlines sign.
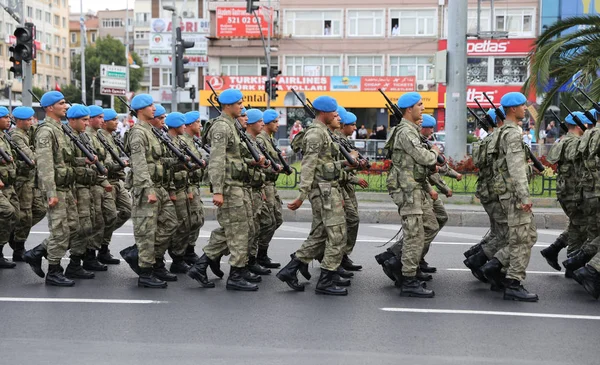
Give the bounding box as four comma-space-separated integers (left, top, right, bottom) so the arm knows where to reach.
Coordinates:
438, 38, 535, 56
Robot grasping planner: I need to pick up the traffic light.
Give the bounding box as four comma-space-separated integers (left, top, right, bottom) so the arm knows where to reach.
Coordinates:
246, 0, 259, 14
10, 23, 36, 63
189, 85, 196, 100
9, 58, 22, 77
269, 78, 279, 100
175, 27, 194, 89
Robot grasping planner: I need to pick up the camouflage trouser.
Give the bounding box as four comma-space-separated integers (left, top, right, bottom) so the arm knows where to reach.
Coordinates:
187, 185, 204, 247
42, 190, 79, 265
494, 195, 537, 282
132, 186, 178, 269
13, 180, 47, 242
341, 184, 360, 255
0, 186, 18, 245
204, 185, 252, 268
481, 199, 509, 259
588, 252, 600, 271
559, 199, 587, 255
248, 187, 264, 258
70, 186, 95, 256
103, 180, 131, 246
295, 183, 346, 271
89, 184, 117, 251
257, 183, 283, 250
582, 195, 600, 242
169, 186, 204, 257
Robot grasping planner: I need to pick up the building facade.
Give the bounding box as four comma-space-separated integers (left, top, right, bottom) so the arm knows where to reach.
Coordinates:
96, 9, 134, 48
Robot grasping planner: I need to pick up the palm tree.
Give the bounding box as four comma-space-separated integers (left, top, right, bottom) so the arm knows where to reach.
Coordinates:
523, 15, 600, 130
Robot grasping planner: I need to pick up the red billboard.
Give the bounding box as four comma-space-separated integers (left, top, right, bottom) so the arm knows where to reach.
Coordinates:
360, 76, 416, 92
216, 7, 272, 38
205, 75, 331, 92
438, 38, 535, 55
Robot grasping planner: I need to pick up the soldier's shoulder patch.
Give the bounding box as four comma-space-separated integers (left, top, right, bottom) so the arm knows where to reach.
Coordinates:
130, 141, 142, 153
212, 131, 225, 144
307, 141, 321, 153
411, 137, 421, 147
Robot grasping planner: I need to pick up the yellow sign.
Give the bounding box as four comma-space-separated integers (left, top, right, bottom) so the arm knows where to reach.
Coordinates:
199, 90, 438, 109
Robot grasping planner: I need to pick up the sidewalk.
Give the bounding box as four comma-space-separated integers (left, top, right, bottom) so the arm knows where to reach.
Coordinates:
199, 189, 566, 229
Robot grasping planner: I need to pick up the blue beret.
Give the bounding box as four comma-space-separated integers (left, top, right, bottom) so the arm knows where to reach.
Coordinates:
500, 92, 527, 107
131, 94, 153, 111
486, 106, 505, 122
241, 107, 247, 116
0, 106, 9, 117
165, 112, 186, 128
12, 106, 34, 120
336, 106, 347, 123
263, 109, 279, 124
185, 111, 200, 125
103, 109, 118, 121
66, 104, 90, 119
40, 91, 65, 108
589, 109, 598, 120
154, 104, 166, 118
246, 109, 263, 124
579, 112, 594, 125
566, 112, 592, 126
397, 92, 422, 108
218, 88, 243, 105
344, 112, 357, 125
313, 96, 338, 113
88, 105, 104, 118
421, 114, 436, 128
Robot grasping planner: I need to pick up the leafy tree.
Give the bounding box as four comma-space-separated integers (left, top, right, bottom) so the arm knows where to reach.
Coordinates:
71, 35, 144, 107
60, 84, 83, 105
523, 15, 600, 131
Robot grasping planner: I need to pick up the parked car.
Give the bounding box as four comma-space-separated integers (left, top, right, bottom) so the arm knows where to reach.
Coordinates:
432, 132, 445, 153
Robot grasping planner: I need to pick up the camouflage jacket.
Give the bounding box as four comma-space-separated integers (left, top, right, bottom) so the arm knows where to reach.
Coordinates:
180, 133, 205, 186
84, 126, 110, 188
7, 127, 34, 183
98, 128, 126, 181
256, 130, 280, 183
547, 132, 582, 201
126, 120, 168, 195
0, 130, 17, 186
577, 125, 600, 197
207, 113, 246, 194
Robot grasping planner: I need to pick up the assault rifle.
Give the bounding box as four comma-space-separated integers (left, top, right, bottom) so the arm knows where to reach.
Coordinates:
548, 110, 569, 134
561, 102, 588, 132
572, 98, 598, 127
5, 117, 35, 167
576, 87, 600, 115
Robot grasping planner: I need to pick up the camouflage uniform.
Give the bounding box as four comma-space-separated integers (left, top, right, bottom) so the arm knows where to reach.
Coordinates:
245, 132, 266, 258
8, 127, 46, 249
294, 120, 347, 271
488, 121, 537, 282
577, 125, 600, 256
126, 121, 179, 269
386, 119, 439, 277
203, 113, 253, 268
35, 117, 79, 265
255, 130, 283, 253
98, 129, 132, 246
0, 130, 19, 249
334, 129, 360, 256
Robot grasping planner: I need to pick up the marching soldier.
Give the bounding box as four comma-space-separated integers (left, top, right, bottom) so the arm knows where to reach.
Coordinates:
98, 108, 131, 264
0, 106, 19, 269
277, 95, 352, 296
24, 92, 79, 286
121, 95, 179, 288
8, 106, 46, 262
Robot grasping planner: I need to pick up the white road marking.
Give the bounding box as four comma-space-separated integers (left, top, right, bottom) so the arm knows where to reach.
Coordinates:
0, 297, 165, 304
445, 268, 562, 275
380, 308, 600, 321
369, 226, 484, 240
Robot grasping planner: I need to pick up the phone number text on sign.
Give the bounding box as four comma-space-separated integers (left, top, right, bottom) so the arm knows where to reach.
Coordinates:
216, 7, 271, 38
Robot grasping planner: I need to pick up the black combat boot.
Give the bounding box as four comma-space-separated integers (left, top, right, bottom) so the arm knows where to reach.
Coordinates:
332, 269, 351, 287
226, 266, 259, 291
336, 266, 354, 279
45, 264, 75, 287
183, 245, 202, 266
242, 266, 262, 283
419, 259, 437, 273
563, 250, 594, 272
120, 245, 140, 274
257, 247, 280, 269
540, 237, 567, 271
187, 254, 216, 288
248, 256, 271, 275
24, 243, 47, 278
315, 268, 348, 296
153, 257, 177, 281
138, 267, 168, 289
463, 242, 483, 259
294, 254, 312, 280
463, 250, 489, 283
503, 279, 538, 302
0, 244, 16, 269
574, 265, 600, 299
399, 275, 435, 298
341, 254, 362, 271
481, 258, 505, 290
383, 256, 403, 283
375, 250, 396, 281
207, 255, 224, 278
82, 249, 108, 271
10, 240, 25, 262
97, 244, 121, 265
276, 255, 306, 291
169, 256, 191, 274
65, 256, 95, 279
416, 269, 433, 282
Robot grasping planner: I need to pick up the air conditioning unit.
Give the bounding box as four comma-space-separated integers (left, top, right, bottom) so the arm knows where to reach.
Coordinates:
182, 10, 195, 18
416, 82, 427, 91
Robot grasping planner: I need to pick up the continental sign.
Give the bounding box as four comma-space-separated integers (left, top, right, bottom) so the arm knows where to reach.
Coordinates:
198, 90, 438, 109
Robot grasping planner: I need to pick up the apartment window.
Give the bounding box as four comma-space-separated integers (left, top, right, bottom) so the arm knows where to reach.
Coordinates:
45, 33, 51, 46
46, 76, 51, 88
467, 9, 491, 34
45, 12, 51, 23
389, 9, 436, 36
63, 0, 66, 7
46, 54, 51, 65
495, 9, 535, 36
91, 32, 96, 42
54, 56, 60, 67
35, 9, 42, 20
0, 46, 3, 56
285, 10, 342, 37
160, 68, 172, 87
6, 23, 10, 35
347, 55, 383, 76
71, 32, 76, 44
54, 35, 60, 46
285, 56, 341, 76
63, 57, 67, 68
62, 37, 66, 47
102, 18, 122, 28
62, 17, 66, 28
135, 31, 148, 40
0, 22, 2, 35
389, 56, 434, 90
27, 6, 33, 18
347, 10, 384, 37
54, 15, 60, 26
220, 57, 276, 76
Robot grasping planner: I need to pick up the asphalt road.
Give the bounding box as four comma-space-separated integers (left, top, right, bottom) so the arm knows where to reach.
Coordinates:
1, 220, 598, 365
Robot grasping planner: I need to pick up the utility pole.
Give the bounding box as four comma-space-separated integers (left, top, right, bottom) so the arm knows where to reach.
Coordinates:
80, 0, 86, 104
125, 0, 130, 98
171, 8, 178, 112
18, 0, 32, 106
445, 0, 468, 161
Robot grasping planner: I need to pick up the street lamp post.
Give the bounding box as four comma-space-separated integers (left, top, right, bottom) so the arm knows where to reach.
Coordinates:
163, 5, 177, 112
